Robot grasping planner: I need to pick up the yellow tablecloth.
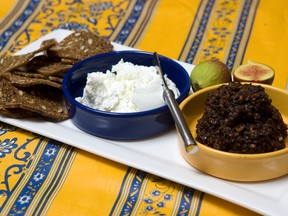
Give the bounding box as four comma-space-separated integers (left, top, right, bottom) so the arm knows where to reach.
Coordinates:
0, 0, 287, 215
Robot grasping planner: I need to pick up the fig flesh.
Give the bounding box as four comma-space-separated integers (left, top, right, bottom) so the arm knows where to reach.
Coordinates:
190, 59, 232, 92
233, 60, 275, 85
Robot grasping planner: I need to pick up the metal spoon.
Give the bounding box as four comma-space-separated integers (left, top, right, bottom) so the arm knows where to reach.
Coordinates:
153, 52, 198, 154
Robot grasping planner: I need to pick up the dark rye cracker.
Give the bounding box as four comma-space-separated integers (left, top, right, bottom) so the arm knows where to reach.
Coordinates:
47, 30, 113, 61
0, 53, 35, 74
0, 107, 40, 119
13, 71, 63, 83
0, 39, 60, 74
0, 30, 113, 121
60, 58, 76, 65
40, 38, 58, 49
2, 71, 62, 89
0, 79, 68, 121
27, 55, 72, 76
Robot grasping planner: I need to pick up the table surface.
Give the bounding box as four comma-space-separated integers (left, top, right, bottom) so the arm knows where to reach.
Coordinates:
1, 1, 287, 215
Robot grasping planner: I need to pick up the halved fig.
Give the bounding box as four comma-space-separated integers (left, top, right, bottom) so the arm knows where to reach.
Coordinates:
233, 60, 275, 85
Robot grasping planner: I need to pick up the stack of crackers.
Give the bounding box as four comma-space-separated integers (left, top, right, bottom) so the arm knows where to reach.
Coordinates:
0, 30, 113, 121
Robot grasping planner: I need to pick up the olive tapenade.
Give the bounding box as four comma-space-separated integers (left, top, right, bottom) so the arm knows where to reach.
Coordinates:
196, 82, 287, 154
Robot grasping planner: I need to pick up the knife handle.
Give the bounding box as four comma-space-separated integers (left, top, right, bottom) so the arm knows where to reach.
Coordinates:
162, 89, 198, 154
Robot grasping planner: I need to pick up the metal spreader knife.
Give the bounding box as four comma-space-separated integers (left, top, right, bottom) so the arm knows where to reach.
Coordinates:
153, 52, 198, 154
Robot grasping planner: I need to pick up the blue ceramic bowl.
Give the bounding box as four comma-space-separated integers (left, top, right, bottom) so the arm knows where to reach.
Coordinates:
62, 50, 190, 140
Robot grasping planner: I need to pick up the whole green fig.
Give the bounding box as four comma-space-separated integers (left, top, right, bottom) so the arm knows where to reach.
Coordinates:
190, 59, 232, 92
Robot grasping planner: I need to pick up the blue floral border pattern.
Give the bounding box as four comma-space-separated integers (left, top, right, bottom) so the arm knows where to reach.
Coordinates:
112, 168, 147, 215
110, 168, 203, 215
113, 0, 147, 44
1, 0, 156, 54
179, 0, 259, 71
7, 140, 62, 215
226, 0, 259, 71
128, 0, 158, 47
112, 0, 158, 47
0, 127, 77, 215
180, 0, 215, 64
0, 0, 41, 51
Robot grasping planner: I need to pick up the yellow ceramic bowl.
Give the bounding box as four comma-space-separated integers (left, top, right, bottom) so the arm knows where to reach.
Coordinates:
178, 83, 288, 182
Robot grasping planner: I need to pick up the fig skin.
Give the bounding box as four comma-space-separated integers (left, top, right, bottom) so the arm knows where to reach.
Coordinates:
233, 60, 275, 85
190, 59, 232, 92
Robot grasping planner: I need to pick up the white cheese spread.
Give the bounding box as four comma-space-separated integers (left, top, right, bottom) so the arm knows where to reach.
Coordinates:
76, 59, 180, 112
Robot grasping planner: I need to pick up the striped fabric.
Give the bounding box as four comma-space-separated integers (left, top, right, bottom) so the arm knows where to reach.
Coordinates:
1, 0, 287, 215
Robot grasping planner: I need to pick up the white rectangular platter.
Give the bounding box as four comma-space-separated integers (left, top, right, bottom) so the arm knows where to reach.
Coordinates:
2, 29, 288, 215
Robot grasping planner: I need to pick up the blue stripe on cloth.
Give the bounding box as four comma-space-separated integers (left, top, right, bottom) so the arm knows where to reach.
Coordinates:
127, 0, 159, 47
0, 0, 41, 51
196, 192, 205, 216
109, 167, 133, 215
177, 187, 196, 215
178, 0, 259, 69
0, 133, 43, 212
110, 168, 148, 215
5, 139, 75, 215
31, 144, 76, 215
179, 0, 216, 63
110, 168, 203, 215
113, 0, 149, 45
226, 0, 259, 71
